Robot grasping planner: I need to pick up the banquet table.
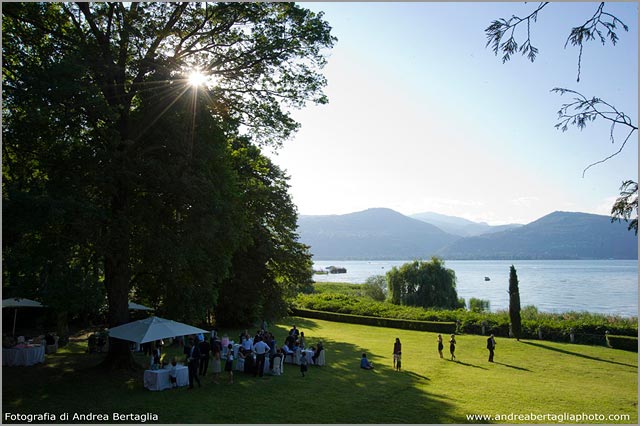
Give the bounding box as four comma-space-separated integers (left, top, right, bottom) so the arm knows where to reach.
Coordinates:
143, 365, 189, 391
2, 344, 45, 367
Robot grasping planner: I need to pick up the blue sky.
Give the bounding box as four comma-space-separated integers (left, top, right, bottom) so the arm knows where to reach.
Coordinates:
266, 2, 638, 225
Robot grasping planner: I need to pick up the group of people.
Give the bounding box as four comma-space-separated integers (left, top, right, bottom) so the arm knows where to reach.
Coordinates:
175, 324, 324, 389
436, 333, 497, 362
360, 334, 498, 372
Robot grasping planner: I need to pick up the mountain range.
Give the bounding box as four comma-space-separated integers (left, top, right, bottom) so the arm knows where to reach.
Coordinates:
297, 208, 638, 260
409, 211, 522, 237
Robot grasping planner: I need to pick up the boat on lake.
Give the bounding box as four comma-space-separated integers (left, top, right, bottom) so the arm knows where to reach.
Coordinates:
327, 266, 347, 274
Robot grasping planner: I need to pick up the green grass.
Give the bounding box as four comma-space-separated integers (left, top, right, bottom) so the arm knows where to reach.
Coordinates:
3, 317, 637, 423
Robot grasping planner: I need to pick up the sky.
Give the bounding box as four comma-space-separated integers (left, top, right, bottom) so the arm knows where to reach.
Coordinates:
265, 2, 638, 225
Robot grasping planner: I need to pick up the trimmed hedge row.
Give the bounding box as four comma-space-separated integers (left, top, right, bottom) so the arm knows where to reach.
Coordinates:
291, 308, 457, 334
606, 334, 639, 352
293, 292, 638, 344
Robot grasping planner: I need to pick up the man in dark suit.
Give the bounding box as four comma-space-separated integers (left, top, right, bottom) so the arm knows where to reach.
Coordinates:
487, 334, 496, 362
198, 338, 211, 376
288, 325, 299, 338
185, 337, 201, 388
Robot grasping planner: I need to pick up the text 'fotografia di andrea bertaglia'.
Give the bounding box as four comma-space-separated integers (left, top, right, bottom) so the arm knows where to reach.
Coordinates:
4, 412, 159, 423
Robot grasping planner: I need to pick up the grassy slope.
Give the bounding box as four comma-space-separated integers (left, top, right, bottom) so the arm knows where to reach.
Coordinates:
2, 317, 637, 424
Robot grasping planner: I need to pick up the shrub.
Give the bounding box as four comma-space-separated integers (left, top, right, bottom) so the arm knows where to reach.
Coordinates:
363, 275, 387, 302
469, 298, 490, 312
606, 334, 638, 352
292, 308, 457, 334
293, 288, 638, 344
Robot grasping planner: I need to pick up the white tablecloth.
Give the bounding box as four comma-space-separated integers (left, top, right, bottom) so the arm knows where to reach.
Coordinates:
301, 350, 314, 364
2, 345, 45, 366
144, 365, 188, 391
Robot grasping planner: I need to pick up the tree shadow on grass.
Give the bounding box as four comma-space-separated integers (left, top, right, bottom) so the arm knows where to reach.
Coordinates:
451, 359, 489, 370
521, 341, 637, 369
493, 361, 530, 372
405, 371, 431, 381
270, 318, 467, 423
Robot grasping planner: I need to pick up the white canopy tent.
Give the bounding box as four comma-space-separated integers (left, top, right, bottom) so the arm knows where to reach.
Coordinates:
2, 298, 44, 336
107, 316, 208, 344
128, 302, 154, 311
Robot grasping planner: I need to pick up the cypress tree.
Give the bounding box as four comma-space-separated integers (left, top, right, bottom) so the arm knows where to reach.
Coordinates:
509, 265, 522, 341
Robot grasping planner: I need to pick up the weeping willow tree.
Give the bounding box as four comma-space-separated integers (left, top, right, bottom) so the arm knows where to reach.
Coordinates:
387, 258, 463, 309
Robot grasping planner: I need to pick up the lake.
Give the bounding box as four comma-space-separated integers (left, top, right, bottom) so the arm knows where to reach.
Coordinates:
312, 260, 638, 317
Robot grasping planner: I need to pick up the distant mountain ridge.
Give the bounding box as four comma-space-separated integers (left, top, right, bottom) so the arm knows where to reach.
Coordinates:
297, 208, 459, 260
437, 211, 638, 260
297, 209, 637, 260
410, 211, 522, 237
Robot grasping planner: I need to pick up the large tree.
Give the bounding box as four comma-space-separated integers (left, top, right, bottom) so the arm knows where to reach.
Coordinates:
485, 2, 637, 233
3, 2, 334, 365
387, 258, 462, 310
211, 137, 313, 326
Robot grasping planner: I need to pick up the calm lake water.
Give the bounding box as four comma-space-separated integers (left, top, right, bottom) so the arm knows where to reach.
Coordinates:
312, 260, 638, 317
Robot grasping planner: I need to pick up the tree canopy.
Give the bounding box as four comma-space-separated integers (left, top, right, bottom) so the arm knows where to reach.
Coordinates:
2, 2, 334, 350
387, 258, 463, 310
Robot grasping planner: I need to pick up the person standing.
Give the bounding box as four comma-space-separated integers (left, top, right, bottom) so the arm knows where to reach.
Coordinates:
437, 334, 444, 359
225, 344, 234, 384
393, 337, 402, 371
289, 325, 300, 338
252, 336, 270, 378
199, 337, 211, 376
487, 334, 496, 362
210, 342, 222, 383
185, 337, 201, 389
311, 341, 324, 365
168, 358, 178, 389
449, 334, 456, 361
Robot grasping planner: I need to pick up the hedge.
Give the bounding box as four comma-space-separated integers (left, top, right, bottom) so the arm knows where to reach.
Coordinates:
291, 308, 457, 334
606, 334, 639, 352
294, 292, 638, 341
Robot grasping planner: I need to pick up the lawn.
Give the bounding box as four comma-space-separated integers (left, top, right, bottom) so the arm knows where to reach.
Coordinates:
2, 316, 637, 424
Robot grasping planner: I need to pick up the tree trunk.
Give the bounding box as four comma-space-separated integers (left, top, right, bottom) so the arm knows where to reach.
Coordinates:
55, 311, 69, 339
99, 187, 140, 370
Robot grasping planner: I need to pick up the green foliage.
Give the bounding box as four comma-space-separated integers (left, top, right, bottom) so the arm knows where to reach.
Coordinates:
509, 265, 522, 339
363, 275, 387, 302
2, 2, 333, 334
469, 298, 490, 313
312, 283, 365, 296
294, 292, 466, 323
214, 139, 313, 327
606, 334, 638, 352
292, 308, 456, 334
293, 292, 638, 343
387, 258, 462, 309
611, 180, 638, 235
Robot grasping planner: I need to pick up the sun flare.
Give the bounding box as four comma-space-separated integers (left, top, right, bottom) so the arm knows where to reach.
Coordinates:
188, 70, 207, 87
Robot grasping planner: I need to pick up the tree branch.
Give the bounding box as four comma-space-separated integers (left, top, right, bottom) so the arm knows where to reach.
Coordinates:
551, 88, 638, 177
485, 2, 548, 63
564, 2, 629, 82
